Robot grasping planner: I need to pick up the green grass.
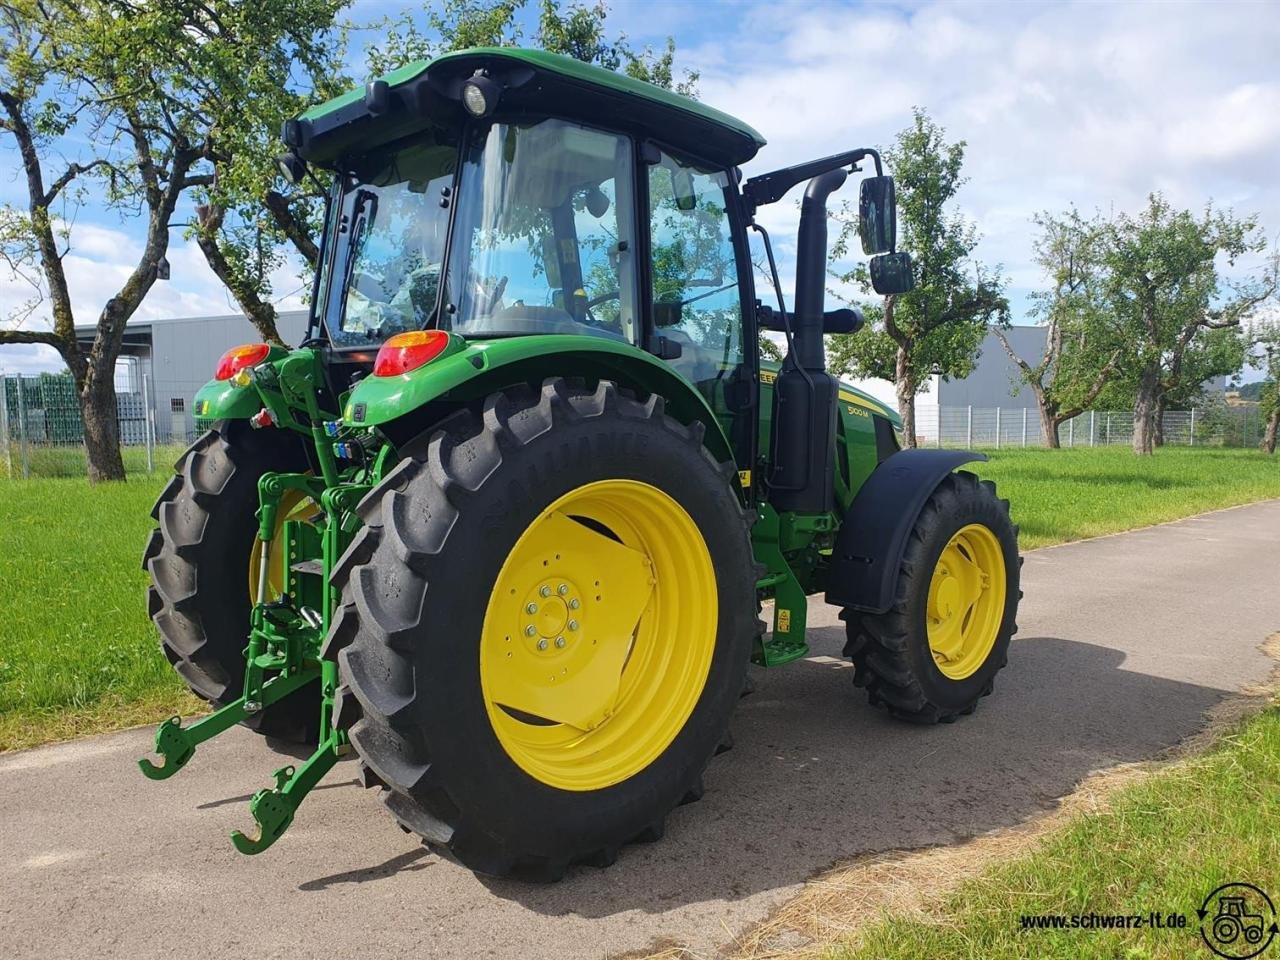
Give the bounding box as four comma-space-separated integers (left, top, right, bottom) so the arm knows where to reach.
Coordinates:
0, 471, 199, 750
0, 446, 1275, 751
973, 446, 1280, 549
834, 705, 1280, 960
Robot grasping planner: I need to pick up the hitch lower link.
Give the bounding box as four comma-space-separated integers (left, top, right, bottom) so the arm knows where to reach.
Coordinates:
138, 474, 365, 854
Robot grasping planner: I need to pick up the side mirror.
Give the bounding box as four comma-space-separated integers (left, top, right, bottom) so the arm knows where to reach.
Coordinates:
858, 176, 896, 255
870, 252, 915, 296
671, 168, 697, 212
654, 297, 683, 327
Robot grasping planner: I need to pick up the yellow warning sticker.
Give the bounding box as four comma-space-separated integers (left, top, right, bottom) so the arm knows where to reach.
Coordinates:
738, 469, 752, 488
776, 608, 791, 633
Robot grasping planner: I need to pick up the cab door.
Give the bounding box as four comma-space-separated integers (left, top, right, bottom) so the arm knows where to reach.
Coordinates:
643, 147, 755, 473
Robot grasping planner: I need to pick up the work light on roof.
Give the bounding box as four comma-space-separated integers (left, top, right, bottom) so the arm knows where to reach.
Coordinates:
462, 74, 499, 118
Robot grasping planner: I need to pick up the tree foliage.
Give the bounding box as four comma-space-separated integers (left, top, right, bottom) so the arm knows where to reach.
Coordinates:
0, 0, 249, 480
1097, 194, 1273, 454
995, 208, 1121, 447
827, 109, 1006, 446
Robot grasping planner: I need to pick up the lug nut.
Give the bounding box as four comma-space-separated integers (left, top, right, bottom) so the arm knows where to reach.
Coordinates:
525, 625, 536, 637
555, 636, 566, 648
568, 598, 580, 610
537, 638, 548, 651
525, 602, 538, 614
557, 584, 568, 595
568, 620, 579, 631
540, 585, 551, 598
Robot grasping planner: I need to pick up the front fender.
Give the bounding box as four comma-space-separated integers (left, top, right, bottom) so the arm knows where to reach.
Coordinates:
824, 449, 987, 614
345, 334, 735, 464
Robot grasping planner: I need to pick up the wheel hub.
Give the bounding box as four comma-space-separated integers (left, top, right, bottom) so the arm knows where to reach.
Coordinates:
479, 479, 717, 791
926, 523, 1006, 680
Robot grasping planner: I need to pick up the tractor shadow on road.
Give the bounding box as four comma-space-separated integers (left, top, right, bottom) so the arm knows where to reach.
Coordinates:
468, 627, 1232, 916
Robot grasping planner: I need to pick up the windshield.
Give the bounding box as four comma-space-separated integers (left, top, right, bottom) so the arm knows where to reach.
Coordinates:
329, 140, 457, 348
442, 118, 638, 341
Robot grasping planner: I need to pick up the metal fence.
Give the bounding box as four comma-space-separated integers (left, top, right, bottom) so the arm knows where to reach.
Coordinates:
2, 372, 1272, 479
0, 372, 183, 479
916, 404, 1268, 449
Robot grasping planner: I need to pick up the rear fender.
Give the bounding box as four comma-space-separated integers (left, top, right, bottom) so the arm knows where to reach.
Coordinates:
824, 449, 987, 614
345, 335, 735, 465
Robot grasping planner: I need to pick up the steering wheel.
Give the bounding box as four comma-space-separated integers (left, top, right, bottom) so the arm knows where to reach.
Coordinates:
580, 290, 623, 333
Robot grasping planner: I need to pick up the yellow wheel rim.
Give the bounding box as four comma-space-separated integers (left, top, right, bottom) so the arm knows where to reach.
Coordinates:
479, 479, 717, 791
247, 488, 321, 604
926, 523, 1007, 680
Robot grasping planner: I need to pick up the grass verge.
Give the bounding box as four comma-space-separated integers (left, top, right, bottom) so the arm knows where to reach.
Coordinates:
825, 699, 1280, 960
0, 445, 1276, 752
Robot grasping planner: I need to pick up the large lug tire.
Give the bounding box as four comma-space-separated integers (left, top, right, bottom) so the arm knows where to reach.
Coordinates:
327, 379, 759, 879
841, 470, 1020, 723
144, 422, 319, 743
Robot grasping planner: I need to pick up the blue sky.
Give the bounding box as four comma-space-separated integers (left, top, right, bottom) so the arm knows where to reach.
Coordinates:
3, 0, 1279, 377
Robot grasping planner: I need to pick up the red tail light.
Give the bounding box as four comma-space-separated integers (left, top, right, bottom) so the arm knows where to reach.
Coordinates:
373, 330, 451, 377
215, 343, 272, 381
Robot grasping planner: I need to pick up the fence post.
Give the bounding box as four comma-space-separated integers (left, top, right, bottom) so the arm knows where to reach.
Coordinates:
1068, 416, 1074, 447
1105, 412, 1111, 445
1022, 407, 1028, 447
1189, 408, 1195, 446
0, 375, 9, 479
966, 405, 972, 449
936, 406, 942, 448
995, 407, 1001, 450
141, 372, 155, 475
15, 376, 29, 479
1089, 410, 1096, 447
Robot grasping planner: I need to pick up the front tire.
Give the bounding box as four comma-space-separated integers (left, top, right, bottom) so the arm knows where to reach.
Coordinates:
841, 470, 1020, 723
143, 422, 319, 742
328, 379, 758, 878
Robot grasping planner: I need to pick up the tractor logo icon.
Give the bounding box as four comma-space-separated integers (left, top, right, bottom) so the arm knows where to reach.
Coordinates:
1200, 883, 1278, 959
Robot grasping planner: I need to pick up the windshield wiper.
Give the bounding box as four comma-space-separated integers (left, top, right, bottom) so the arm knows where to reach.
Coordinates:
340, 189, 378, 301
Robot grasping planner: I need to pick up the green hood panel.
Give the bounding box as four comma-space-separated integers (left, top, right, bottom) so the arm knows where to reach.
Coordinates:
345, 335, 735, 462
193, 378, 261, 421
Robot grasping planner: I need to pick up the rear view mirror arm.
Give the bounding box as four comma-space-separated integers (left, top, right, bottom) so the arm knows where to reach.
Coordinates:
743, 148, 882, 213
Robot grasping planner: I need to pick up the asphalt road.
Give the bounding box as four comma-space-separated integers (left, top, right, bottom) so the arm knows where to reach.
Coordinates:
3, 500, 1278, 960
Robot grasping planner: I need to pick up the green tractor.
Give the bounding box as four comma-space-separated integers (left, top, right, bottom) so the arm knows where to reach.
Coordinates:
140, 47, 1020, 878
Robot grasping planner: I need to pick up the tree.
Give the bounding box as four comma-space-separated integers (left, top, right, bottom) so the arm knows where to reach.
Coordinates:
828, 109, 1006, 446
0, 1, 215, 481
995, 209, 1120, 447
1251, 319, 1280, 454
1100, 194, 1276, 455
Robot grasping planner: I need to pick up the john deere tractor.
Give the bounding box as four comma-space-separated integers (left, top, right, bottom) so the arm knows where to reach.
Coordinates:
140, 47, 1020, 878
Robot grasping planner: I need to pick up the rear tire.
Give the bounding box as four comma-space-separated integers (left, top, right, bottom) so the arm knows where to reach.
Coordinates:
841, 471, 1019, 723
329, 379, 758, 879
144, 422, 319, 743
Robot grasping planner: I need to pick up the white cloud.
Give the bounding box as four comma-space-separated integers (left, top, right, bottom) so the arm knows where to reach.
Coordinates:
689, 0, 1280, 315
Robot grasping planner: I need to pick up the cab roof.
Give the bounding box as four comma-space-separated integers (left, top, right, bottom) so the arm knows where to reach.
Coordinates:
289, 47, 766, 169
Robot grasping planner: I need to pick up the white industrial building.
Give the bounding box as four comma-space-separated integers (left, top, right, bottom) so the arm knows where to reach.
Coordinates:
75, 310, 308, 442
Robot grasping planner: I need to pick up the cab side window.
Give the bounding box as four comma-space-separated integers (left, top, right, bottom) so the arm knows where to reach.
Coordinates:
647, 152, 743, 393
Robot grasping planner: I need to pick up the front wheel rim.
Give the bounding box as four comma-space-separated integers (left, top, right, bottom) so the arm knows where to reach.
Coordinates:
926, 523, 1007, 680
479, 479, 718, 791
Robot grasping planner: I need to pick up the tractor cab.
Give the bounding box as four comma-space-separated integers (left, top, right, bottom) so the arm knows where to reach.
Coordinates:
280, 47, 909, 485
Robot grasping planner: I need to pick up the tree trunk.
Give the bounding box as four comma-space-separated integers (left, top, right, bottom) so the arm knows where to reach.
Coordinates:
1153, 394, 1166, 447
1132, 362, 1161, 455
195, 203, 285, 345
895, 345, 917, 448
80, 377, 126, 482
1263, 408, 1278, 455
1042, 409, 1061, 448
